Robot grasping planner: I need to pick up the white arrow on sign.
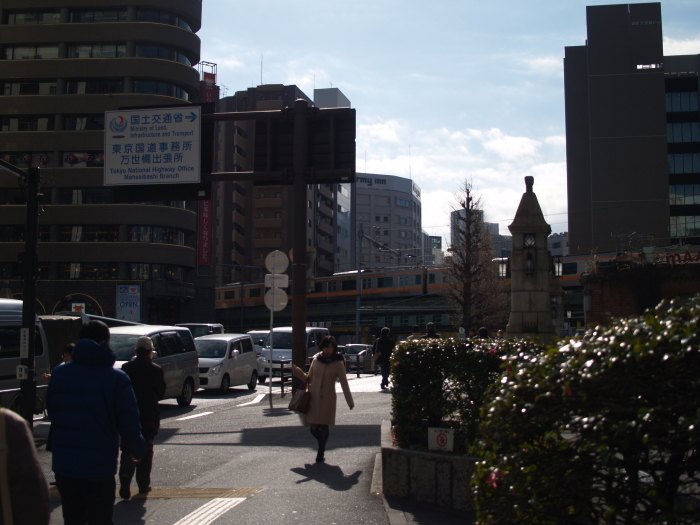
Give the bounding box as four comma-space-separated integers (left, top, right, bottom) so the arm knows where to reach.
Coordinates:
265, 274, 289, 288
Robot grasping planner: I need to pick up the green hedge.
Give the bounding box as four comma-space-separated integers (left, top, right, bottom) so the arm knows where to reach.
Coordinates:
472, 297, 700, 524
390, 337, 546, 454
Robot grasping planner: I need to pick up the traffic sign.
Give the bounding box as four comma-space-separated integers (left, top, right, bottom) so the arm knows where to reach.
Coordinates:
104, 107, 201, 186
265, 274, 289, 288
264, 289, 288, 312
265, 250, 289, 273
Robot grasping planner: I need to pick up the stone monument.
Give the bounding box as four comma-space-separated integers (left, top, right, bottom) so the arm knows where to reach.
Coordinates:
506, 176, 564, 341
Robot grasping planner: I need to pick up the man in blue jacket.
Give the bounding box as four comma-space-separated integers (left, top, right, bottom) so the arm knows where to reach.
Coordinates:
47, 320, 146, 524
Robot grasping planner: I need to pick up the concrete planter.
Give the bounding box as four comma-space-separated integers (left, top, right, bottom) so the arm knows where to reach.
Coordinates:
380, 420, 478, 513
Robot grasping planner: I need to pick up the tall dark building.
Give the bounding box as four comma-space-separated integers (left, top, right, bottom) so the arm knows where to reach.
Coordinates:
564, 2, 700, 255
0, 0, 215, 323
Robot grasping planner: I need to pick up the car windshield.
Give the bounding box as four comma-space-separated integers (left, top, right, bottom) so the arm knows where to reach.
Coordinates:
110, 334, 141, 361
183, 326, 212, 338
196, 340, 227, 358
345, 346, 365, 355
264, 332, 293, 349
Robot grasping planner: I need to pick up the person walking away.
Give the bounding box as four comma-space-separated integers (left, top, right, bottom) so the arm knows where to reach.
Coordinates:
406, 325, 422, 341
119, 336, 166, 500
422, 322, 441, 339
291, 336, 354, 463
0, 408, 50, 524
46, 320, 145, 525
477, 327, 490, 339
373, 327, 395, 389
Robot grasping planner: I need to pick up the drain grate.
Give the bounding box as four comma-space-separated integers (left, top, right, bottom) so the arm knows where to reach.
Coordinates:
49, 486, 261, 499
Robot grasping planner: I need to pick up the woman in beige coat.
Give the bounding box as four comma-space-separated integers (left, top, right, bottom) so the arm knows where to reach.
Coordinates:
292, 335, 354, 463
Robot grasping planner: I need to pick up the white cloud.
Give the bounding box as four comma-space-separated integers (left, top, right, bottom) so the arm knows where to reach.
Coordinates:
663, 36, 700, 56
522, 56, 563, 76
356, 119, 568, 245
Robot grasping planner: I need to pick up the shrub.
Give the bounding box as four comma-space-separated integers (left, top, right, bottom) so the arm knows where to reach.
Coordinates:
472, 296, 700, 525
391, 337, 545, 453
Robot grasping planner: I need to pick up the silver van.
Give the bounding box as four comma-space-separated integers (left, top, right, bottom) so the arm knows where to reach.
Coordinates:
195, 334, 258, 394
0, 299, 50, 410
109, 325, 199, 406
256, 327, 330, 384
176, 323, 224, 338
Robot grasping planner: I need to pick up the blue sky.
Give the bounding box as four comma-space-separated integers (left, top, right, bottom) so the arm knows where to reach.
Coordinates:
199, 0, 700, 247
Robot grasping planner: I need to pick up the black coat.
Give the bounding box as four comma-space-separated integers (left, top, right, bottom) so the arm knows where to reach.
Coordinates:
122, 356, 166, 438
373, 337, 395, 364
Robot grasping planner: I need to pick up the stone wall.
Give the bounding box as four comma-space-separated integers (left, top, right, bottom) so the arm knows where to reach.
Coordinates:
380, 421, 477, 514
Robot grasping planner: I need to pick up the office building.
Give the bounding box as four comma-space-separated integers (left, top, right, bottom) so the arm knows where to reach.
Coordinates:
565, 2, 700, 255
355, 173, 422, 270
0, 0, 211, 323
213, 85, 352, 284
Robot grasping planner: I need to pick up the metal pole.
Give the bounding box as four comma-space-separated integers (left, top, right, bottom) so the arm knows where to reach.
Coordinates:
355, 223, 363, 344
291, 99, 309, 392
19, 167, 40, 427
268, 260, 275, 406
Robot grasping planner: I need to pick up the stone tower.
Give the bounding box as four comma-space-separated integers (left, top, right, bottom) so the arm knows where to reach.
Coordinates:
506, 176, 563, 341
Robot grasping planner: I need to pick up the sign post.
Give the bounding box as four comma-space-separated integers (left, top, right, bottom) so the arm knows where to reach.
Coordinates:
264, 250, 289, 404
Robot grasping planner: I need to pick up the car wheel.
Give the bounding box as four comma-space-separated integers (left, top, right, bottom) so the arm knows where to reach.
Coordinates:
258, 375, 267, 384
176, 379, 194, 406
248, 371, 258, 391
218, 374, 230, 395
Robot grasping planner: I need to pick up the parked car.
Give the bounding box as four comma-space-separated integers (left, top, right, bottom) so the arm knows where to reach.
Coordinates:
342, 344, 373, 371
195, 334, 258, 394
176, 323, 224, 338
257, 327, 329, 384
246, 329, 269, 356
109, 325, 199, 406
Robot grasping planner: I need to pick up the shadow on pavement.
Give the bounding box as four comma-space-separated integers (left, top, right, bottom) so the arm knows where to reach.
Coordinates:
291, 463, 362, 491
114, 497, 147, 524
385, 496, 475, 525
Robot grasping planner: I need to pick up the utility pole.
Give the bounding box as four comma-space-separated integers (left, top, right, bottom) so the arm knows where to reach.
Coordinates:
355, 223, 363, 344
0, 160, 41, 427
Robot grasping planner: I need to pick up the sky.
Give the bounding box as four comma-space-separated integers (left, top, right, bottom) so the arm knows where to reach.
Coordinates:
198, 0, 700, 248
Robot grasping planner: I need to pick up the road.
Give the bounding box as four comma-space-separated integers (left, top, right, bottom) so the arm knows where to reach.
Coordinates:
36, 373, 393, 525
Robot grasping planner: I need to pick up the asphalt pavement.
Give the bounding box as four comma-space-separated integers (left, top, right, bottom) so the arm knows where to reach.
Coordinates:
33, 372, 468, 524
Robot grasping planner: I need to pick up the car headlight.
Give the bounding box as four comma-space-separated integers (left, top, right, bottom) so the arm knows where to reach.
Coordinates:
258, 356, 268, 364
209, 364, 222, 376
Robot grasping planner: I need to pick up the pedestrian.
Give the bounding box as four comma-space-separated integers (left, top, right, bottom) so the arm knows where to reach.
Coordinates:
469, 327, 477, 338
373, 327, 395, 389
477, 327, 490, 339
46, 320, 146, 525
406, 325, 422, 341
0, 408, 50, 525
119, 336, 166, 500
42, 343, 74, 382
496, 329, 505, 339
422, 322, 441, 339
291, 336, 354, 463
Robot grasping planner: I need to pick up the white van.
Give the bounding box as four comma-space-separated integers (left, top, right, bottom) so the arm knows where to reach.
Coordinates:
109, 325, 199, 406
195, 334, 258, 394
256, 327, 330, 384
0, 299, 50, 410
246, 329, 269, 356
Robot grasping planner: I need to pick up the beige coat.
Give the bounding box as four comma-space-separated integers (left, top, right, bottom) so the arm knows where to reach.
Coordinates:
294, 357, 354, 426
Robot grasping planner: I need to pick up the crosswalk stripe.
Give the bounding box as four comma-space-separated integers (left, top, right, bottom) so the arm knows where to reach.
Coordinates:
176, 411, 213, 421
172, 497, 245, 525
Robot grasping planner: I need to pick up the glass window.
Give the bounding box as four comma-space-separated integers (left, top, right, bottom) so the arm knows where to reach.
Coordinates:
8, 12, 59, 24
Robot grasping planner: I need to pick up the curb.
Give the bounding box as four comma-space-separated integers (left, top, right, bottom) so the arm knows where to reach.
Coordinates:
371, 451, 409, 525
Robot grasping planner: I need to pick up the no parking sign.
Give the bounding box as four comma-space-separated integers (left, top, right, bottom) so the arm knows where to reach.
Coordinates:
428, 427, 455, 452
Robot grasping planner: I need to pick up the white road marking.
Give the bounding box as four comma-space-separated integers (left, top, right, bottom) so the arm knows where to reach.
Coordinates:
172, 497, 245, 525
176, 411, 214, 421
237, 394, 266, 407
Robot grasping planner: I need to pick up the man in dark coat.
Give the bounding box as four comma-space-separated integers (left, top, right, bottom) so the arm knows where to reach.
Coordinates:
119, 336, 166, 500
46, 320, 145, 524
422, 322, 441, 339
373, 327, 395, 389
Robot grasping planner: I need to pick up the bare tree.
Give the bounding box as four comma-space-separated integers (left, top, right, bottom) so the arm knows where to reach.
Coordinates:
445, 180, 509, 332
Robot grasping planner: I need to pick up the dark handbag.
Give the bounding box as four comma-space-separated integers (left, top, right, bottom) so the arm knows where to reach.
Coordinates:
288, 384, 310, 414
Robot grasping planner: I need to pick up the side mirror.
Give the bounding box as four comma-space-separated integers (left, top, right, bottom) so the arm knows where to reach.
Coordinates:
151, 350, 158, 359
231, 349, 240, 358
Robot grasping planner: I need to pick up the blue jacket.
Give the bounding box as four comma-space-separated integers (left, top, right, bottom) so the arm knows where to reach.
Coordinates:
46, 338, 146, 478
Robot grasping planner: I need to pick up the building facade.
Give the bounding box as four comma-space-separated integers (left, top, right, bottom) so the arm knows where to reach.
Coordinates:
0, 0, 214, 323
355, 173, 422, 271
565, 2, 700, 255
212, 84, 352, 285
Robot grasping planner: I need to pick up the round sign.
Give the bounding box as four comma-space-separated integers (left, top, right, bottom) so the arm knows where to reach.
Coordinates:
265, 250, 289, 273
436, 433, 448, 447
458, 327, 466, 334
264, 288, 288, 312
